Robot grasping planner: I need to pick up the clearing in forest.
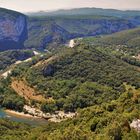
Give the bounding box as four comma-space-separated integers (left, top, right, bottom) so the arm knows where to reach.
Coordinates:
11, 79, 46, 102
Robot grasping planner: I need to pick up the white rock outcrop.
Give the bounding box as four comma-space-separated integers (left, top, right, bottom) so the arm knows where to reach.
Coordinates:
130, 119, 140, 132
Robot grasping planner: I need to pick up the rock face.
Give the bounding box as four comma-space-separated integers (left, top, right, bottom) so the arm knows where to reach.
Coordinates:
0, 8, 27, 51
23, 105, 77, 122
24, 19, 71, 49
43, 64, 55, 76
130, 119, 140, 132
25, 16, 137, 49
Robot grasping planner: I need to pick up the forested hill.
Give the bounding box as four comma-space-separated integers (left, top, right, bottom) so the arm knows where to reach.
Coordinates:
85, 27, 140, 45
1, 38, 140, 139
6, 42, 140, 112
83, 27, 140, 55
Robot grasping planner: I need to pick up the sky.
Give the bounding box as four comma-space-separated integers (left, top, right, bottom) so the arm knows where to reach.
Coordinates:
0, 0, 140, 12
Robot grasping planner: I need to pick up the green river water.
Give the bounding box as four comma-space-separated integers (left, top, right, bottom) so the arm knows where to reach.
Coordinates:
0, 108, 47, 126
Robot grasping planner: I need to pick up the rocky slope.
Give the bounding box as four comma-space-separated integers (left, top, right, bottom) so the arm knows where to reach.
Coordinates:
25, 16, 137, 49
0, 8, 27, 51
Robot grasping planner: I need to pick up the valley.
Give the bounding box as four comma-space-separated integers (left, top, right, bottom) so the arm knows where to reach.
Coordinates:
0, 7, 140, 140
0, 42, 78, 123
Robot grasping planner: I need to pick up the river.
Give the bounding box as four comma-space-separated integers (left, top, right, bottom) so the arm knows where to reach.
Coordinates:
0, 108, 47, 126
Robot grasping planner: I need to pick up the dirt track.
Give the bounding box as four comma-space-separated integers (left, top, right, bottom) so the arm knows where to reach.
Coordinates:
33, 56, 57, 68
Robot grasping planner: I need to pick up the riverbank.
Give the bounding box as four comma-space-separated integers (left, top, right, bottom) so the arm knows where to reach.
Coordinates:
5, 109, 40, 119
1, 109, 48, 126
5, 107, 77, 123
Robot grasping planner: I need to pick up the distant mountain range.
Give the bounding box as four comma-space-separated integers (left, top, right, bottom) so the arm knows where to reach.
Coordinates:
27, 7, 140, 17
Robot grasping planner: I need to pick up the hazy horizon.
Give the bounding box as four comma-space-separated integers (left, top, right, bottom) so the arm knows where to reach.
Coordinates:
0, 0, 140, 13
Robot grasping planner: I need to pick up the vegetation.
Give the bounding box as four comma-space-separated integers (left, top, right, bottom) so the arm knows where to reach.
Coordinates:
0, 119, 30, 140
0, 50, 34, 70
83, 27, 140, 55
28, 85, 140, 140
10, 44, 140, 113
1, 9, 140, 139
25, 15, 136, 49
0, 84, 140, 140
0, 78, 25, 111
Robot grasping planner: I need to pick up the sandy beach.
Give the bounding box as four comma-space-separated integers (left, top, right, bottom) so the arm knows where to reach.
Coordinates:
5, 109, 40, 119
5, 108, 77, 122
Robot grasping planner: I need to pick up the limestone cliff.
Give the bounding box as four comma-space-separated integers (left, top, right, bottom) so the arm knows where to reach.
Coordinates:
25, 16, 137, 49
0, 8, 27, 51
